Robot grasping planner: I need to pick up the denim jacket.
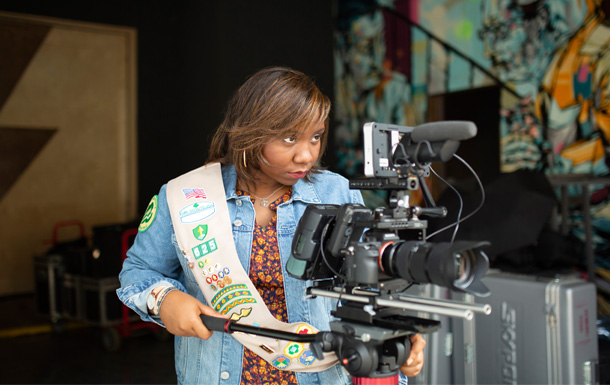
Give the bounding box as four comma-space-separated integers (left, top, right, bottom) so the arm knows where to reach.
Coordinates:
118, 164, 370, 385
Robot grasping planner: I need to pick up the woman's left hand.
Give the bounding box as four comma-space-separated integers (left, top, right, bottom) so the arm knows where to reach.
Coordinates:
399, 334, 426, 377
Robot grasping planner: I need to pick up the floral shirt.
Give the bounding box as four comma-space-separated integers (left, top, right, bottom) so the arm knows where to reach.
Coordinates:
237, 188, 298, 385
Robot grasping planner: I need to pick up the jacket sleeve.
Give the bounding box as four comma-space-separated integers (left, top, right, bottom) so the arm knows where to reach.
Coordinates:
351, 187, 365, 205
116, 184, 186, 324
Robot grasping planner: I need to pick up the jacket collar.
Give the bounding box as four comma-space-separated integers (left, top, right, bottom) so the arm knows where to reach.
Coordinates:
220, 163, 321, 204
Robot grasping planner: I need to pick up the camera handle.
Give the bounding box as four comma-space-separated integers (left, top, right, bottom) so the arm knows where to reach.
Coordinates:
200, 314, 318, 343
411, 206, 447, 218
200, 315, 407, 385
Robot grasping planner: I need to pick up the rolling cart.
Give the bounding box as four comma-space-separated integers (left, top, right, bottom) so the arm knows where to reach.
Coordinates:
101, 228, 167, 351
34, 221, 167, 351
34, 220, 89, 332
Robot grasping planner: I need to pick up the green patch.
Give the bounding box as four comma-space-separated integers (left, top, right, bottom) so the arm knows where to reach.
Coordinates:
192, 224, 208, 241
138, 195, 158, 232
192, 238, 218, 259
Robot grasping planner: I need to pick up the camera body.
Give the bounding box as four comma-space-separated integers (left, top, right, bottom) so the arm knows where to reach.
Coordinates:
287, 203, 424, 286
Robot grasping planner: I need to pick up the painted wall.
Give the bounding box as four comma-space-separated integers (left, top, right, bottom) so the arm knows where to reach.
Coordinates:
420, 0, 610, 262
335, 0, 610, 174
334, 0, 610, 269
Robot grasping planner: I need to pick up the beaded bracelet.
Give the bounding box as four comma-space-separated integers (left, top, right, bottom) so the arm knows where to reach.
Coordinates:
153, 286, 177, 316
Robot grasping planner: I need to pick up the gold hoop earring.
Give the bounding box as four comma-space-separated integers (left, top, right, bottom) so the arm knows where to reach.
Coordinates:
243, 151, 247, 168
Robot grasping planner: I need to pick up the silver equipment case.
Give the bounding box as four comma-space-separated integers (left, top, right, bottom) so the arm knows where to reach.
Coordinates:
473, 270, 599, 385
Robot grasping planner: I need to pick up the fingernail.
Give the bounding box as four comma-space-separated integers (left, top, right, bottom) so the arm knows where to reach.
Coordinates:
407, 358, 413, 365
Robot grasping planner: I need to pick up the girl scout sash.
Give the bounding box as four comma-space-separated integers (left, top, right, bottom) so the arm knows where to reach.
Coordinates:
166, 162, 338, 372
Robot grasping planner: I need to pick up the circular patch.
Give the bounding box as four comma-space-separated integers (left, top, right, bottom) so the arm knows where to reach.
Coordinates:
138, 195, 158, 232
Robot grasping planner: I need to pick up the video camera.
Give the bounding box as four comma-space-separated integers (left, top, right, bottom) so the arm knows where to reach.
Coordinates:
287, 121, 489, 296
284, 121, 492, 382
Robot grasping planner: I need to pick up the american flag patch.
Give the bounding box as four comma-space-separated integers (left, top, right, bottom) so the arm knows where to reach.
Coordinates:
182, 187, 206, 199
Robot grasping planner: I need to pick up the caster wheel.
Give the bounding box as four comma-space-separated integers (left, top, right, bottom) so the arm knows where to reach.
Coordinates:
102, 327, 122, 352
51, 319, 66, 333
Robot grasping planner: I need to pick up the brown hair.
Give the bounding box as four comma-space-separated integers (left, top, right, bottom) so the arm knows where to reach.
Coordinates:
207, 66, 331, 187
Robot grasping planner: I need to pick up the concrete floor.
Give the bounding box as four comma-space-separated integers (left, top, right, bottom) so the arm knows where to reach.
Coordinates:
0, 294, 177, 384
3, 293, 610, 385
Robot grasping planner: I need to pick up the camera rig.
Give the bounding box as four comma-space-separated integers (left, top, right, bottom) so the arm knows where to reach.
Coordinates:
202, 121, 492, 385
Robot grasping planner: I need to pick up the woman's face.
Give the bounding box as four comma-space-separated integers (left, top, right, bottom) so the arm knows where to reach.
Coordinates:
256, 119, 325, 188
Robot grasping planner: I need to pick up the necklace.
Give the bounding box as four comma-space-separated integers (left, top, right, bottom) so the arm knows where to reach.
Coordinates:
248, 185, 286, 207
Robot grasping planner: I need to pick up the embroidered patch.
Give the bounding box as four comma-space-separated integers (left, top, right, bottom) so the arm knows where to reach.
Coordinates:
138, 195, 158, 232
271, 355, 291, 369
213, 290, 252, 312
182, 187, 206, 199
192, 224, 208, 241
211, 284, 248, 307
229, 307, 252, 321
221, 298, 257, 314
296, 324, 314, 335
192, 238, 218, 259
298, 350, 317, 366
284, 342, 304, 358
179, 201, 215, 223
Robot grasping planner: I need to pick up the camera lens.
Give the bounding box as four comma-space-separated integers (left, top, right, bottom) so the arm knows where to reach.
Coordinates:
379, 240, 490, 296
453, 251, 474, 289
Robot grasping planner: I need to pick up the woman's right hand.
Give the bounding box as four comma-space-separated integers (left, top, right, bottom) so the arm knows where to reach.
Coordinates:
158, 290, 224, 340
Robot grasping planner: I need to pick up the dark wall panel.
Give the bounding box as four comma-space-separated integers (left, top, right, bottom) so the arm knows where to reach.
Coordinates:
438, 86, 501, 182
0, 1, 334, 215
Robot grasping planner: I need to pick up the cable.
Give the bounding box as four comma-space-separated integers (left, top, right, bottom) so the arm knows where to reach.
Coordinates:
427, 154, 485, 240
393, 142, 410, 167
319, 220, 346, 280
429, 166, 463, 243
393, 140, 433, 175
413, 140, 436, 169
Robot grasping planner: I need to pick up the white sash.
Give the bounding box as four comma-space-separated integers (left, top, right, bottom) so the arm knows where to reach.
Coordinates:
166, 162, 338, 372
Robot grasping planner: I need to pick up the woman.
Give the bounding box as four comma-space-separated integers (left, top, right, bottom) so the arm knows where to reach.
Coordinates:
117, 66, 425, 385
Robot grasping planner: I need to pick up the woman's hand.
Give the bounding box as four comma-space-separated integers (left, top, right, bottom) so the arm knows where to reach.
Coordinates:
399, 334, 426, 377
158, 290, 225, 340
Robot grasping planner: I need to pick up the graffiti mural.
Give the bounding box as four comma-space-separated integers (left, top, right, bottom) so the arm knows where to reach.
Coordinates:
477, 0, 610, 272
334, 0, 610, 176
334, 0, 418, 206
480, 0, 610, 176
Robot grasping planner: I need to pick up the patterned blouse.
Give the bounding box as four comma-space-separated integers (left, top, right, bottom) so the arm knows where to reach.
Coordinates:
237, 188, 298, 385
